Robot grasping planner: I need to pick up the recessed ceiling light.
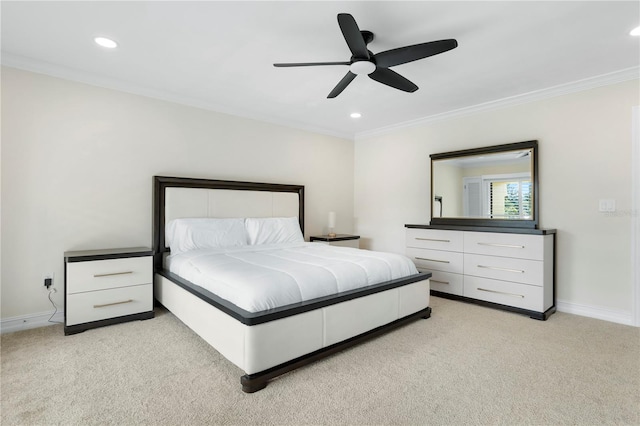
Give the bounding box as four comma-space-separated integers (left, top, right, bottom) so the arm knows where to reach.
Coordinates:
631, 26, 640, 36
350, 112, 362, 118
94, 37, 118, 48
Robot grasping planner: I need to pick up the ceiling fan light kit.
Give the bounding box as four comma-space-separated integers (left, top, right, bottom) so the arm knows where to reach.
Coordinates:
274, 13, 458, 98
350, 61, 376, 75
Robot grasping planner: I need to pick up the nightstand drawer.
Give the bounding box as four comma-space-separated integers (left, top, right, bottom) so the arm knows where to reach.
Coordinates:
310, 235, 360, 248
66, 284, 153, 326
67, 256, 152, 294
313, 239, 360, 248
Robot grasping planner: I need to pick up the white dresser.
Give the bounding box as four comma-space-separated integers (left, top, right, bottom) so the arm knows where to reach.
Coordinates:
64, 247, 155, 335
405, 226, 555, 320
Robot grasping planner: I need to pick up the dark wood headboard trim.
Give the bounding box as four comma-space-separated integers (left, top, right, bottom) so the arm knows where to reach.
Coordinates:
152, 176, 305, 271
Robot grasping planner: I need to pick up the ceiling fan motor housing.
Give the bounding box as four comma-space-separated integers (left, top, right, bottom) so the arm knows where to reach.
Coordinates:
360, 30, 374, 45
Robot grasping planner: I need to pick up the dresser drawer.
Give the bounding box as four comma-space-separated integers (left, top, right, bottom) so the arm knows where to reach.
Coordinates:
67, 256, 152, 294
463, 232, 544, 260
406, 229, 463, 252
464, 254, 543, 286
420, 270, 463, 296
406, 247, 463, 274
463, 276, 544, 312
66, 284, 153, 326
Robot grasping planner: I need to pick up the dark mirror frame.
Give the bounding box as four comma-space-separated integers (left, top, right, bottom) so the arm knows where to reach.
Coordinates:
430, 140, 539, 229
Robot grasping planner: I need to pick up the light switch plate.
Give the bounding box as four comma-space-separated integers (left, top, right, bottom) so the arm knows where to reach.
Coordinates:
599, 199, 616, 212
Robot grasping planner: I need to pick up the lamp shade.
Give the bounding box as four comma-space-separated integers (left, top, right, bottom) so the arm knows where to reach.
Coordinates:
328, 212, 336, 228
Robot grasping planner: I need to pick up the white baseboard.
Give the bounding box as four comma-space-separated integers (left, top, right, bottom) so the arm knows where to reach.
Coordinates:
1, 310, 65, 334
556, 300, 634, 326
3, 302, 634, 332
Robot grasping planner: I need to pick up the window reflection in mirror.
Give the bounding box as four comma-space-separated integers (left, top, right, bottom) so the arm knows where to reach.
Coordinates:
432, 148, 533, 219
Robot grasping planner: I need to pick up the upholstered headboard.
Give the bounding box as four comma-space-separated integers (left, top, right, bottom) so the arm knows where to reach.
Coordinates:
153, 176, 305, 270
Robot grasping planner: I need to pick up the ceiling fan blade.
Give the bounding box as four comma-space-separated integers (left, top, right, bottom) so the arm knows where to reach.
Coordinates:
327, 71, 357, 98
274, 61, 350, 67
337, 13, 370, 60
375, 39, 458, 68
369, 68, 418, 93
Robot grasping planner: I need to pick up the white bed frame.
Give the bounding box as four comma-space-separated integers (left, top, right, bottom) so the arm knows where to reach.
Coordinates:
153, 176, 431, 392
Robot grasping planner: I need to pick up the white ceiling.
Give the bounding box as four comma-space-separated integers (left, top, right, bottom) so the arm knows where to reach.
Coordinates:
2, 1, 639, 140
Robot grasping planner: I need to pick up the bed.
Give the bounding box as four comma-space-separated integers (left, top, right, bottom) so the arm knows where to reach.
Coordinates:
153, 176, 432, 392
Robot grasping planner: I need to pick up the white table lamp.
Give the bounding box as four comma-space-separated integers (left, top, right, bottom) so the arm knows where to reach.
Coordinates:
328, 212, 336, 238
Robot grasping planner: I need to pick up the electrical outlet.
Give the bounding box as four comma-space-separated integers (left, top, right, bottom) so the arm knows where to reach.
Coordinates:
599, 199, 616, 212
43, 273, 54, 289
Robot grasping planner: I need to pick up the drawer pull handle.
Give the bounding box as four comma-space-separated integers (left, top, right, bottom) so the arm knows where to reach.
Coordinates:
93, 271, 133, 278
431, 279, 450, 285
477, 288, 525, 298
416, 238, 451, 243
477, 265, 524, 274
416, 257, 450, 264
93, 299, 133, 308
477, 242, 525, 249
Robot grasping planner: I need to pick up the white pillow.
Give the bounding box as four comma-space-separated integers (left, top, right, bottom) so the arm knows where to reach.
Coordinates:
245, 217, 304, 245
166, 218, 247, 254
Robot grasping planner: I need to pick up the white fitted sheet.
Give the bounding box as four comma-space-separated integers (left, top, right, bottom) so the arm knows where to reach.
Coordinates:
165, 243, 418, 313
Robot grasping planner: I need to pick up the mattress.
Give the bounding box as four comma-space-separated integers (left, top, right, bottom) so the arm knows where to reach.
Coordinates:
165, 242, 418, 313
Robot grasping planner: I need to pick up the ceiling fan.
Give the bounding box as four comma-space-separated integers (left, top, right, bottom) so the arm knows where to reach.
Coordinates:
274, 13, 458, 98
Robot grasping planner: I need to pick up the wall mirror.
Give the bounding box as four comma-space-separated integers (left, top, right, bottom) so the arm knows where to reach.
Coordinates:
430, 140, 538, 229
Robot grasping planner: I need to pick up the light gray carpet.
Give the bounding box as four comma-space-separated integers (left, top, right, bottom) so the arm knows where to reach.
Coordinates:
2, 296, 639, 425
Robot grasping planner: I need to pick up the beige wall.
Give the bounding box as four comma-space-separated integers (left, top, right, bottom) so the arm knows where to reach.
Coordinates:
3, 65, 637, 322
354, 79, 639, 314
431, 161, 462, 217
1, 67, 354, 319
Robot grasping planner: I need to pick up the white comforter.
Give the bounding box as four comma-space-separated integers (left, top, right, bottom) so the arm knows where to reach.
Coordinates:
166, 242, 418, 313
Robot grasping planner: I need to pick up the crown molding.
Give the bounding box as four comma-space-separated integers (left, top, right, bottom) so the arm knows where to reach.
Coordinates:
0, 53, 352, 141
2, 52, 637, 143
355, 66, 640, 141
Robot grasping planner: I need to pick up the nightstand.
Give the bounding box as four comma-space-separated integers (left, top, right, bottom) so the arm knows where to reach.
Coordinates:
64, 247, 154, 335
310, 234, 360, 248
